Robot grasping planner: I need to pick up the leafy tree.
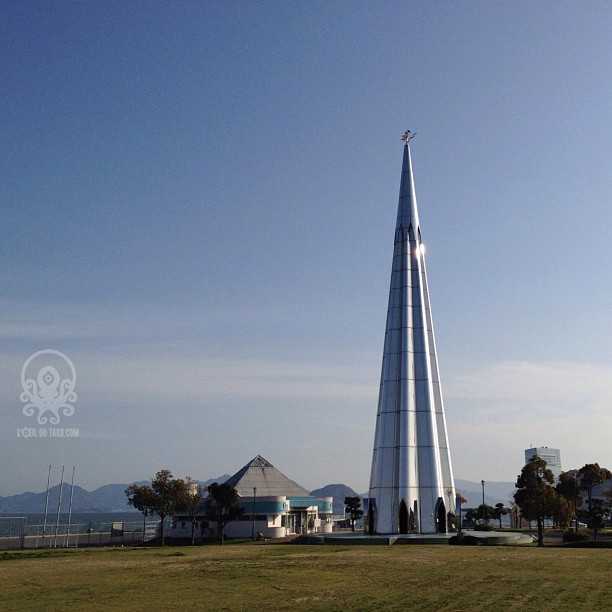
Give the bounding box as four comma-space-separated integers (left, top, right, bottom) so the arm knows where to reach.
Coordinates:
578, 463, 612, 538
205, 482, 244, 545
124, 483, 157, 525
548, 490, 573, 530
514, 456, 557, 546
580, 498, 607, 533
507, 501, 521, 528
175, 477, 205, 546
481, 504, 494, 524
464, 508, 478, 524
344, 496, 363, 532
465, 504, 493, 525
456, 493, 467, 531
491, 503, 508, 529
125, 469, 185, 546
602, 488, 612, 528
464, 505, 493, 525
556, 472, 582, 532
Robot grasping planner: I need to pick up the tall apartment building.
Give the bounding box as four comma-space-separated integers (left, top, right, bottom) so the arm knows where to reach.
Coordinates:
525, 446, 562, 482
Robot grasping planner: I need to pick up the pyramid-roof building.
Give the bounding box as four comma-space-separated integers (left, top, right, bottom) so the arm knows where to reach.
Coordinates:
226, 455, 309, 497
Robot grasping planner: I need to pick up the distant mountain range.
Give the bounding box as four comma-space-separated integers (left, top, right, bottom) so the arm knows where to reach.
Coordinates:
454, 479, 516, 508
0, 476, 230, 514
310, 483, 359, 515
0, 477, 516, 514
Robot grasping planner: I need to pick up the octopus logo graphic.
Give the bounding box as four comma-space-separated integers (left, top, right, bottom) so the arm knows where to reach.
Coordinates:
20, 350, 77, 425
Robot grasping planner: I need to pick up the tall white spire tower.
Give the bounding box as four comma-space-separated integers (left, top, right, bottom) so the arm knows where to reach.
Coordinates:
368, 132, 455, 534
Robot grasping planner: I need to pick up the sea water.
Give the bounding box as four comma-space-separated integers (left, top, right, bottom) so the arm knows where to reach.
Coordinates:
0, 511, 145, 536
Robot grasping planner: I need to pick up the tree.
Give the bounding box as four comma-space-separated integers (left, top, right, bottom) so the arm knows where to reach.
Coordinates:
556, 472, 582, 532
481, 504, 494, 524
205, 482, 244, 545
456, 493, 467, 531
464, 508, 478, 525
464, 505, 492, 526
548, 490, 573, 530
175, 477, 205, 546
578, 463, 612, 538
507, 501, 521, 528
125, 469, 185, 546
582, 498, 607, 534
602, 488, 612, 528
491, 503, 508, 529
465, 504, 493, 525
124, 483, 157, 537
514, 456, 557, 546
344, 496, 363, 532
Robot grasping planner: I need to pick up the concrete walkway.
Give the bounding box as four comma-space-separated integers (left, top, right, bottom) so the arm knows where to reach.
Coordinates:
297, 530, 534, 546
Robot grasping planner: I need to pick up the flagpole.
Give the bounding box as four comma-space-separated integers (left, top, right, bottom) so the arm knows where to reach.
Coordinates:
40, 465, 51, 548
53, 466, 65, 548
65, 467, 76, 547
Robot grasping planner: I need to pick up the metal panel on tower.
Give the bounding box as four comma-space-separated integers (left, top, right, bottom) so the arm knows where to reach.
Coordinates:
368, 132, 455, 534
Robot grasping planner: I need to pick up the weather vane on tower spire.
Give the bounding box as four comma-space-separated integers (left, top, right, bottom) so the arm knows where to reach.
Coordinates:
401, 130, 416, 144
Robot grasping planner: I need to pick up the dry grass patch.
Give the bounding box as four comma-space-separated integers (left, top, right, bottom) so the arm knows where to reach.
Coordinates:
1, 544, 611, 611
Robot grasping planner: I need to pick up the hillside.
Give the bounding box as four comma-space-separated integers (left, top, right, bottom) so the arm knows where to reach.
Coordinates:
0, 476, 230, 514
454, 479, 516, 508
1, 477, 522, 514
310, 483, 359, 515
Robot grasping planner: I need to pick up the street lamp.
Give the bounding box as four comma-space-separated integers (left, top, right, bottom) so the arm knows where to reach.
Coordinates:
251, 487, 257, 540
481, 480, 485, 524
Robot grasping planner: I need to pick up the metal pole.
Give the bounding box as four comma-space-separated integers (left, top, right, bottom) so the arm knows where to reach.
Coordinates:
54, 466, 65, 548
41, 465, 51, 548
251, 487, 257, 540
65, 467, 75, 547
19, 517, 26, 549
481, 480, 485, 524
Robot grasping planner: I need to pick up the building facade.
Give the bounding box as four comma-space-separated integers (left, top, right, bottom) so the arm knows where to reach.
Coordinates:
170, 455, 333, 540
525, 447, 562, 482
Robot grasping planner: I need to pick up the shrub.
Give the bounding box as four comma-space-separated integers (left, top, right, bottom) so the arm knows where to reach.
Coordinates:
562, 531, 589, 543
473, 524, 495, 531
449, 534, 480, 546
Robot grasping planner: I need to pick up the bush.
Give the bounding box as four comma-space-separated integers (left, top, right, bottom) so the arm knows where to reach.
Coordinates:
449, 534, 480, 546
562, 531, 589, 543
565, 540, 612, 548
473, 524, 495, 531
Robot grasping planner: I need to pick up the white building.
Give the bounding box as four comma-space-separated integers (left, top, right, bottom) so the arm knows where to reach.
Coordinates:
525, 447, 562, 482
170, 455, 333, 540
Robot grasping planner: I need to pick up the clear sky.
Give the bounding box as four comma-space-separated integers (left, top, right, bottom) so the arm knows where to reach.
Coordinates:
2, 1, 611, 496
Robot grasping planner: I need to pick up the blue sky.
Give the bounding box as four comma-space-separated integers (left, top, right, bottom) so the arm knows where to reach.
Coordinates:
2, 1, 612, 496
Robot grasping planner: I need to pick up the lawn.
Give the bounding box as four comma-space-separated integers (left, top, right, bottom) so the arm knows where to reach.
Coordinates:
1, 542, 611, 611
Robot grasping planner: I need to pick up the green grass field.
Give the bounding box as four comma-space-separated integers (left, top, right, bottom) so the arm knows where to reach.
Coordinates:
1, 543, 611, 611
